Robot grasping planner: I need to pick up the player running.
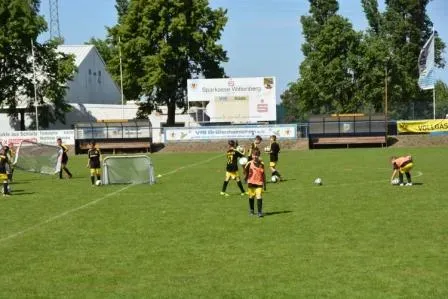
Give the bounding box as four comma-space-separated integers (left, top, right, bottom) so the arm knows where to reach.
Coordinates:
87, 141, 101, 185
221, 140, 246, 197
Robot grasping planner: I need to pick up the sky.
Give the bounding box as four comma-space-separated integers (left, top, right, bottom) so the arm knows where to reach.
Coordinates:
39, 0, 448, 103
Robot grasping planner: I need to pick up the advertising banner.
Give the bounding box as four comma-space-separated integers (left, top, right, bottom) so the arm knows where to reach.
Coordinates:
187, 77, 276, 123
418, 32, 435, 90
164, 125, 296, 142
397, 119, 448, 133
0, 130, 75, 146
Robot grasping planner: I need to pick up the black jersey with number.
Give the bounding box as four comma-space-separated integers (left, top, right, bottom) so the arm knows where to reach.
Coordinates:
226, 149, 244, 172
270, 142, 280, 162
88, 148, 101, 168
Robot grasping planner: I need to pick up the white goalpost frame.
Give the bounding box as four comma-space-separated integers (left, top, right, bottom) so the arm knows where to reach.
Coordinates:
14, 140, 61, 175
102, 154, 155, 185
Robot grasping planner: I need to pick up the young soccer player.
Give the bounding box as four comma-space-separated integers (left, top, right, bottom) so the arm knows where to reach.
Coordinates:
247, 135, 262, 162
221, 140, 246, 196
57, 138, 73, 179
244, 148, 266, 217
5, 143, 15, 182
0, 147, 11, 196
87, 141, 101, 185
390, 155, 413, 186
266, 135, 283, 181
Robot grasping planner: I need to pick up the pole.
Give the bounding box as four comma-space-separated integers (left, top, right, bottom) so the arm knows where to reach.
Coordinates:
118, 36, 124, 120
433, 87, 436, 119
31, 39, 39, 131
385, 65, 388, 136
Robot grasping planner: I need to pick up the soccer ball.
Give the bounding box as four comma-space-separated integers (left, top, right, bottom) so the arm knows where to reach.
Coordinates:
314, 177, 322, 185
271, 175, 279, 183
238, 157, 248, 165
391, 178, 400, 185
95, 180, 102, 186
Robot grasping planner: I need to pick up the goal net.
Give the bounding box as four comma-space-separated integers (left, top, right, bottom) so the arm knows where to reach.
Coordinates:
14, 140, 61, 175
102, 155, 155, 185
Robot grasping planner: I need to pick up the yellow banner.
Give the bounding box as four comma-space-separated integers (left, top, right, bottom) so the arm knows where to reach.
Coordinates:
397, 119, 448, 133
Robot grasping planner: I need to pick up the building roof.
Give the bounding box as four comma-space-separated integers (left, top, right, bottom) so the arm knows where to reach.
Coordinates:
57, 45, 94, 67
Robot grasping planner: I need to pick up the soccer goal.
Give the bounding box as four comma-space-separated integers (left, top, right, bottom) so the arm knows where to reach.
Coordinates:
102, 155, 155, 185
14, 140, 61, 175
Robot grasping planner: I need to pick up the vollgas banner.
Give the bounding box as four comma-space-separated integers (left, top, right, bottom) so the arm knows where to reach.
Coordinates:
187, 77, 276, 123
418, 33, 435, 90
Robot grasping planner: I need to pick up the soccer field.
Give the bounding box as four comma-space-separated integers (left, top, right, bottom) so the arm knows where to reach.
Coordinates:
0, 147, 447, 298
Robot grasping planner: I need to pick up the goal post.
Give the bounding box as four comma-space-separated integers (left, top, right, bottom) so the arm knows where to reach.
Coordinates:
102, 155, 155, 185
14, 140, 61, 175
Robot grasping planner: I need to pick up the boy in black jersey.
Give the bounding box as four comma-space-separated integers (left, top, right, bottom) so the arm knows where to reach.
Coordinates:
221, 140, 246, 197
57, 138, 73, 179
267, 135, 283, 181
86, 141, 101, 185
0, 147, 11, 196
247, 135, 262, 162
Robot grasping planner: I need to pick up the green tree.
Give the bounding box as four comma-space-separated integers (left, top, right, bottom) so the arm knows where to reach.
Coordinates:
283, 0, 362, 118
0, 0, 75, 129
435, 80, 448, 118
108, 0, 228, 125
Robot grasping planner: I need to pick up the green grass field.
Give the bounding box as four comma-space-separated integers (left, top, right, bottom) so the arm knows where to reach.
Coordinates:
0, 147, 447, 298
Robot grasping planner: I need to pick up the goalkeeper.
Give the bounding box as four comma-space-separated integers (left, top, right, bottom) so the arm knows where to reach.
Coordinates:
86, 141, 101, 185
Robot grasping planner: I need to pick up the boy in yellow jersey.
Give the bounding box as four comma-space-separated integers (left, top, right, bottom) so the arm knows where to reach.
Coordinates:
57, 138, 73, 179
87, 141, 101, 185
244, 148, 266, 217
221, 140, 246, 196
247, 135, 262, 162
4, 143, 15, 182
0, 147, 11, 196
266, 135, 283, 181
390, 155, 413, 186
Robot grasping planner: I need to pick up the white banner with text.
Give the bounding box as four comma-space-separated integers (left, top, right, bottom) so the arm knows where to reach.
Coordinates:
164, 125, 297, 142
0, 130, 75, 147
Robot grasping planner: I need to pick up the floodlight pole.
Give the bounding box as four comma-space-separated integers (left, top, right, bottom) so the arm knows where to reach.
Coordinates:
31, 39, 39, 131
119, 36, 124, 120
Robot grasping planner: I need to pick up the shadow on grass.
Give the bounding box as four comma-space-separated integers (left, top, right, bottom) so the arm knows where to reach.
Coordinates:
263, 210, 293, 217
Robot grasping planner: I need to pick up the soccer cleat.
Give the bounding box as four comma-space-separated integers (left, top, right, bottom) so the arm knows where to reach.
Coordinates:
249, 210, 255, 216
257, 212, 263, 218
405, 182, 413, 186
399, 183, 404, 186
240, 192, 248, 196
220, 192, 230, 197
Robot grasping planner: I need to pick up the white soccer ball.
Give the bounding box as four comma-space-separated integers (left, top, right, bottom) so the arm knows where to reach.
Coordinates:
95, 180, 102, 186
314, 177, 322, 185
391, 178, 400, 185
238, 157, 248, 165
271, 175, 279, 183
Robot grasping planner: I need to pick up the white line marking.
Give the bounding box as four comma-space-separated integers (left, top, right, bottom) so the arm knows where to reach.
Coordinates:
0, 154, 222, 244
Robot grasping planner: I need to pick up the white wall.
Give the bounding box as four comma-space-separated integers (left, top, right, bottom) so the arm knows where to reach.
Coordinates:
65, 48, 121, 105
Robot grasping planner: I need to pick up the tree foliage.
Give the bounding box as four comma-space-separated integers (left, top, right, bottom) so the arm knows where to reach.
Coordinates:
284, 0, 446, 120
0, 0, 75, 129
105, 0, 228, 125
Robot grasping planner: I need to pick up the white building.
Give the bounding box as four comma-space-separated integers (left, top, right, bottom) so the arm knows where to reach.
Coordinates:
0, 45, 122, 130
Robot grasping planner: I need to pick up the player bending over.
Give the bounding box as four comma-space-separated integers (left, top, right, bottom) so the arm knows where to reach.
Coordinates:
87, 141, 101, 185
57, 138, 73, 179
221, 140, 246, 196
244, 148, 266, 217
0, 147, 11, 196
390, 155, 413, 186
